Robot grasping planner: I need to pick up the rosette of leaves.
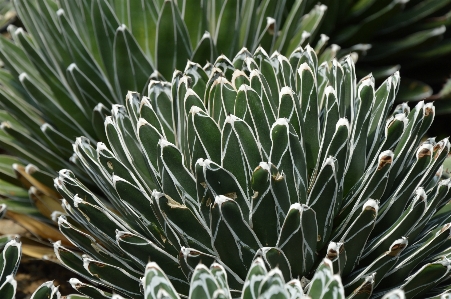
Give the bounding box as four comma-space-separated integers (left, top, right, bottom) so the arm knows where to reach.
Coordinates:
4, 259, 451, 299
0, 0, 342, 256
48, 48, 451, 298
1, 0, 451, 257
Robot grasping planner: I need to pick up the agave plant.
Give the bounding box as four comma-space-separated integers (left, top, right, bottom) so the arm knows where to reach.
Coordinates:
0, 0, 343, 256
322, 0, 451, 100
0, 239, 21, 299
4, 258, 429, 299
1, 0, 451, 257
0, 204, 21, 299
37, 47, 451, 299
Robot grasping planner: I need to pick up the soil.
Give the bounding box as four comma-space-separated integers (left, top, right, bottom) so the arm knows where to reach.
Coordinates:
15, 259, 77, 299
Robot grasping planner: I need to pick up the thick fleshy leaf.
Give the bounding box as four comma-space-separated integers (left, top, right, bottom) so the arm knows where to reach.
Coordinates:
308, 259, 345, 299
344, 238, 408, 292
142, 262, 181, 299
188, 264, 221, 299
401, 258, 451, 298
242, 258, 268, 299
0, 240, 21, 285
29, 281, 60, 299
307, 157, 338, 247
69, 278, 112, 299
211, 196, 261, 279
361, 189, 427, 266
269, 118, 308, 204
156, 0, 192, 79
83, 257, 141, 296
279, 202, 318, 278
0, 275, 16, 299
339, 199, 379, 276
297, 63, 319, 177
251, 162, 290, 246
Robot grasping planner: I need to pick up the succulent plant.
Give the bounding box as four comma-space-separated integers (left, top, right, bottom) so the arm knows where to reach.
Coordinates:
322, 0, 451, 101
37, 47, 451, 299
1, 0, 451, 258
0, 204, 21, 299
0, 0, 343, 257
0, 240, 20, 299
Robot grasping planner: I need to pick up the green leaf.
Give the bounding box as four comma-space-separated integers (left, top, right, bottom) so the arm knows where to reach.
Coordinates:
113, 26, 154, 98
334, 0, 406, 46
401, 259, 451, 298
83, 257, 141, 296
286, 4, 327, 54
317, 118, 350, 211
380, 223, 451, 289
270, 118, 308, 204
142, 262, 181, 299
363, 26, 446, 63
277, 203, 317, 278
191, 32, 218, 64
242, 258, 268, 299
29, 281, 60, 299
397, 79, 433, 102
201, 159, 249, 220
0, 240, 21, 286
308, 259, 345, 299
190, 106, 221, 164
339, 199, 379, 276
0, 275, 16, 299
297, 62, 319, 177
53, 241, 101, 285
367, 72, 399, 159
376, 143, 433, 234
248, 72, 276, 158
307, 157, 338, 247
344, 237, 407, 292
257, 268, 290, 299
361, 189, 426, 267
157, 139, 198, 210
58, 215, 138, 272
156, 0, 192, 79
188, 264, 221, 299
69, 278, 112, 299
334, 151, 393, 235
211, 195, 261, 279
215, 0, 241, 58
382, 0, 451, 34
147, 81, 175, 144
251, 163, 290, 246
210, 263, 232, 298
222, 115, 262, 199
344, 75, 375, 195
256, 247, 292, 283
152, 191, 212, 253
326, 242, 346, 275
274, 0, 307, 54
57, 8, 115, 104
